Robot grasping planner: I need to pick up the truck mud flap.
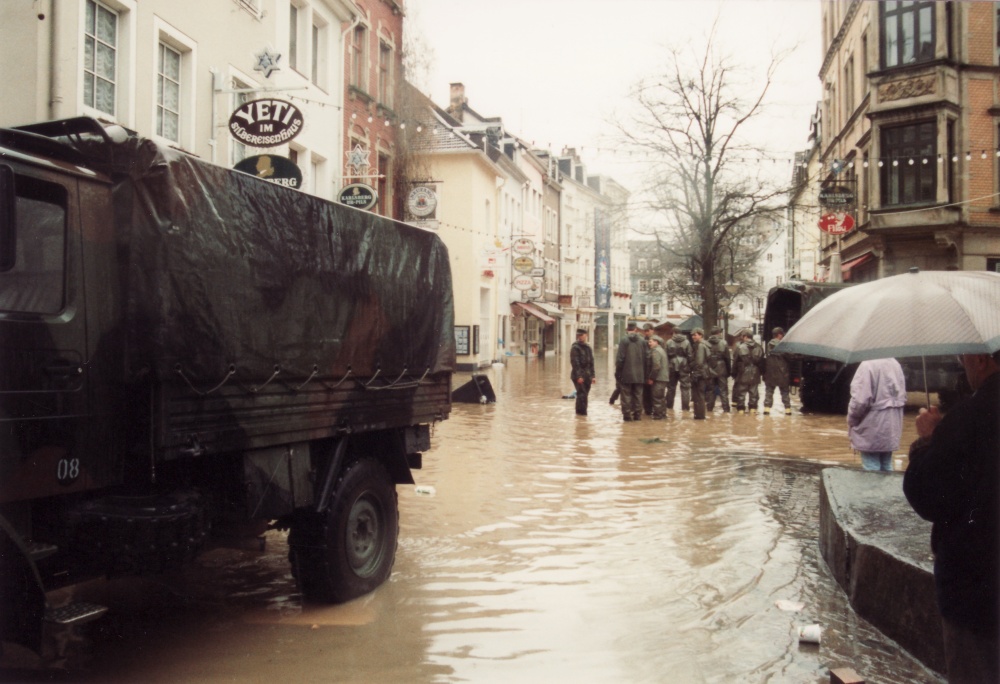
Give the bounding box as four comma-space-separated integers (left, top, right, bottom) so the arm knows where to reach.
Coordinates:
451, 374, 495, 403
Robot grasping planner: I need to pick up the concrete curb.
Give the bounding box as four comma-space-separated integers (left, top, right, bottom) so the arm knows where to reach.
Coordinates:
819, 467, 946, 674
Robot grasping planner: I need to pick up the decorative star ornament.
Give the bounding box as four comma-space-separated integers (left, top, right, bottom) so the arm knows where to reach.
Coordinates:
253, 46, 282, 79
345, 144, 370, 174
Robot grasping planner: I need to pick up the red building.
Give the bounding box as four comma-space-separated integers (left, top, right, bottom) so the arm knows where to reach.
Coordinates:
342, 0, 405, 219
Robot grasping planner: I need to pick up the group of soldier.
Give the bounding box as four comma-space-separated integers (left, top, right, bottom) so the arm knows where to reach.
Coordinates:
569, 320, 792, 421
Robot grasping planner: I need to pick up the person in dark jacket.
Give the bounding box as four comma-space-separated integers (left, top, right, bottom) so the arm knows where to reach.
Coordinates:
763, 327, 792, 415
570, 328, 596, 416
615, 321, 646, 421
903, 351, 999, 683
705, 325, 731, 413
641, 323, 663, 416
665, 331, 692, 411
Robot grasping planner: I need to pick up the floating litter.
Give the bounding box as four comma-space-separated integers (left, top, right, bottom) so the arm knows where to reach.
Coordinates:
776, 600, 804, 612
797, 624, 821, 643
414, 485, 436, 497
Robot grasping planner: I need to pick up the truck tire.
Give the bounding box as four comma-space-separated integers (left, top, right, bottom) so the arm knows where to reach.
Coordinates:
288, 458, 398, 603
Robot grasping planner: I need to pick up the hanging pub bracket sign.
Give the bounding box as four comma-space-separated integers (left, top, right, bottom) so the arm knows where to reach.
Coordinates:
229, 98, 304, 148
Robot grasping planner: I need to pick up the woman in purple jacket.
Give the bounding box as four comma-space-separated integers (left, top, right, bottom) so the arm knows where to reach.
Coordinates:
847, 358, 907, 471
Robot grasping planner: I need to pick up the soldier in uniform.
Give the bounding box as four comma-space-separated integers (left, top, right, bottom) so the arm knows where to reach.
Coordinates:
665, 330, 693, 411
641, 323, 657, 416
689, 328, 710, 419
705, 325, 731, 413
731, 328, 765, 414
763, 326, 792, 415
570, 328, 596, 416
615, 321, 646, 421
647, 336, 669, 419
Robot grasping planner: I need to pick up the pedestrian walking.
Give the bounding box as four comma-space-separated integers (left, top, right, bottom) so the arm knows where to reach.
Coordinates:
847, 358, 906, 471
705, 325, 731, 413
731, 328, 764, 414
688, 328, 709, 419
903, 351, 999, 682
665, 330, 692, 411
763, 327, 792, 415
647, 336, 669, 419
615, 321, 646, 421
570, 328, 596, 416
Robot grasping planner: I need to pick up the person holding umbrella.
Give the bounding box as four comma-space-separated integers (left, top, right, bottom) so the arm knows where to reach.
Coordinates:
903, 351, 999, 682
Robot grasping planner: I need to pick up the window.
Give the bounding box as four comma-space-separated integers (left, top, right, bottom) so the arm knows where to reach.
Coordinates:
638, 258, 647, 271
638, 304, 647, 316
311, 18, 328, 87
638, 280, 648, 293
882, 1, 935, 69
84, 0, 118, 116
157, 43, 181, 142
881, 122, 936, 206
667, 299, 675, 312
351, 24, 367, 90
987, 257, 1000, 272
289, 4, 299, 70
378, 41, 393, 107
0, 174, 67, 314
652, 303, 660, 316
312, 23, 320, 84
766, 253, 773, 262
844, 56, 854, 115
651, 279, 661, 292
230, 77, 252, 165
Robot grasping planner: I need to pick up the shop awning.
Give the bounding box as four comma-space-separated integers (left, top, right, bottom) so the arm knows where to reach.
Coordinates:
841, 252, 874, 280
530, 301, 564, 318
512, 301, 555, 325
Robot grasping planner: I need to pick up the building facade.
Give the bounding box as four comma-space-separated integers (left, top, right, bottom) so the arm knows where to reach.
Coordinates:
341, 0, 406, 218
819, 1, 1000, 281
1, 0, 356, 200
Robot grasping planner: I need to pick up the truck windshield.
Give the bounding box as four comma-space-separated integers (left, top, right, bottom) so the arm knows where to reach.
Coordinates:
0, 176, 66, 314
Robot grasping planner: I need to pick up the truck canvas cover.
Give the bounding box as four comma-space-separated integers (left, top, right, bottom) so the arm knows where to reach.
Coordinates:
90, 132, 455, 384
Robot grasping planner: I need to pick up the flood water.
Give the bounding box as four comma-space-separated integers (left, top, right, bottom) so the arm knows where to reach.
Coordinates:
3, 354, 943, 683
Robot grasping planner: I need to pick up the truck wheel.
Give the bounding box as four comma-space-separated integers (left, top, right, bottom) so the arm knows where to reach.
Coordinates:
289, 458, 398, 603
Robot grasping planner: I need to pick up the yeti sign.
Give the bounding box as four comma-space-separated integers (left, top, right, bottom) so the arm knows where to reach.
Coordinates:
229, 98, 304, 147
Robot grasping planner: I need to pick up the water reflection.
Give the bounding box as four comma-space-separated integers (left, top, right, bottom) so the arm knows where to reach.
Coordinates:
2, 354, 940, 683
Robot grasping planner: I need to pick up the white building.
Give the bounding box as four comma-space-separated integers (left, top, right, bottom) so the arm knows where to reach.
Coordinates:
1, 0, 355, 200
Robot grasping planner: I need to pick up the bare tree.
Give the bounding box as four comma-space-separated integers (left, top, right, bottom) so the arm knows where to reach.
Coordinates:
617, 29, 789, 331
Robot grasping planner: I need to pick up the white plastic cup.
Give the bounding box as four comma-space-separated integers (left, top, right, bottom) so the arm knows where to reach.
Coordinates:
797, 624, 821, 643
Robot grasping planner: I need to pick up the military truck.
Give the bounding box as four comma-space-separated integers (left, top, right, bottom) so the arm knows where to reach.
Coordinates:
0, 118, 454, 653
763, 279, 962, 412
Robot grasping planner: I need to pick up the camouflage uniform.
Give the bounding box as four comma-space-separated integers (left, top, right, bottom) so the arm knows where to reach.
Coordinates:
647, 339, 669, 419
731, 329, 764, 413
665, 332, 693, 411
705, 326, 731, 412
689, 328, 710, 419
615, 327, 646, 421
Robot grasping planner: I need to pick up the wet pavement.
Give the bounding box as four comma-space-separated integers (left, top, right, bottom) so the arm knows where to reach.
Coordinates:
2, 353, 943, 683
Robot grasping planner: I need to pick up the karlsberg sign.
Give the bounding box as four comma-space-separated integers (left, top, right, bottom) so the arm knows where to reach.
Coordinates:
338, 183, 378, 210
228, 98, 304, 147
233, 154, 303, 189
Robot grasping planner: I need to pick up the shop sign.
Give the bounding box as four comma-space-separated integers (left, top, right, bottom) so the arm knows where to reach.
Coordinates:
338, 183, 378, 210
818, 184, 856, 207
407, 186, 438, 218
229, 98, 304, 147
233, 154, 303, 189
513, 274, 534, 290
512, 238, 534, 255
818, 212, 856, 235
513, 256, 535, 273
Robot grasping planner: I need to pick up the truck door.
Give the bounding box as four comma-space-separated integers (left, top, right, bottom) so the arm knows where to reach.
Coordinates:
0, 164, 92, 503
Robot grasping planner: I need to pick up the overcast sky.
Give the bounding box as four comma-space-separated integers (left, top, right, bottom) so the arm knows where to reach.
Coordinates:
406, 0, 824, 191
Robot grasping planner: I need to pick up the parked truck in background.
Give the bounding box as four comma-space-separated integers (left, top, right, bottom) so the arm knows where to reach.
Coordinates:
763, 279, 963, 412
0, 118, 454, 653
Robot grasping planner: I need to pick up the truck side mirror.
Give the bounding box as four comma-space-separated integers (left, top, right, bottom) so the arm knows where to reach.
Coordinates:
0, 165, 15, 271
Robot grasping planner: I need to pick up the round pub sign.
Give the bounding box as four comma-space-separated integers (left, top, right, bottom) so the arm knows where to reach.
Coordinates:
513, 256, 535, 273
228, 98, 304, 148
338, 183, 378, 210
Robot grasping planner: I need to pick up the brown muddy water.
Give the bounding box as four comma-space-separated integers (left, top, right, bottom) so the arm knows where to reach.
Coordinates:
2, 354, 942, 683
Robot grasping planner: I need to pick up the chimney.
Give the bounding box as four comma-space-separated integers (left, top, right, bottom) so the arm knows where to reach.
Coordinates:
448, 82, 467, 121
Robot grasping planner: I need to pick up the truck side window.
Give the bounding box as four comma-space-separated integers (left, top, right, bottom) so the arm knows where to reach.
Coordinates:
0, 176, 66, 314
